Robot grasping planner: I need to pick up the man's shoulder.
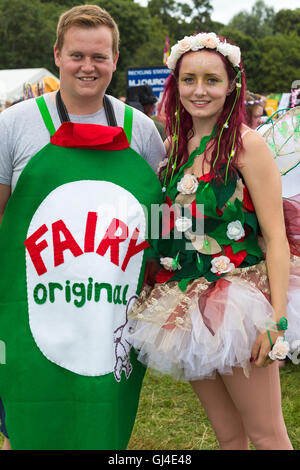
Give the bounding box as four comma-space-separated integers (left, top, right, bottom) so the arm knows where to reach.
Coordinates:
1, 96, 38, 117
0, 96, 41, 130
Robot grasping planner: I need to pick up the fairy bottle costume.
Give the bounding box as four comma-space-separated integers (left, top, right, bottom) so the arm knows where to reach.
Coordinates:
0, 93, 162, 449
127, 128, 300, 381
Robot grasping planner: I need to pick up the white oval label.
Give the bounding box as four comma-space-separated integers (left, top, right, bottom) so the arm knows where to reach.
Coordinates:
25, 180, 147, 378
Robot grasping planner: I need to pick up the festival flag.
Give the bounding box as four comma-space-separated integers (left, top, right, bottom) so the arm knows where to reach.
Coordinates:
163, 36, 170, 65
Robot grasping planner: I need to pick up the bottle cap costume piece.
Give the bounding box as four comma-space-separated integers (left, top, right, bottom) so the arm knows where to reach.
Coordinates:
0, 96, 163, 449
126, 35, 300, 381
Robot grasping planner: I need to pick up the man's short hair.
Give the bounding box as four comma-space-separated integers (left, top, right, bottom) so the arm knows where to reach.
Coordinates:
54, 4, 119, 57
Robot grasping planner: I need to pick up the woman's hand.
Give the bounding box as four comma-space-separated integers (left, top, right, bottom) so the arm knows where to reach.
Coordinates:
251, 330, 284, 367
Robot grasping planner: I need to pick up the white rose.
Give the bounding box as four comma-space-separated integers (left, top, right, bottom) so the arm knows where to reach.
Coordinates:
160, 257, 181, 271
167, 54, 178, 71
201, 32, 220, 49
175, 216, 193, 233
226, 220, 245, 241
177, 174, 199, 194
167, 44, 182, 70
217, 42, 232, 58
177, 36, 193, 53
227, 45, 241, 67
211, 255, 235, 274
268, 336, 290, 361
190, 34, 205, 51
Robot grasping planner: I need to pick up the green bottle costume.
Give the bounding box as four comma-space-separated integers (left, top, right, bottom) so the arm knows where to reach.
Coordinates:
0, 96, 162, 449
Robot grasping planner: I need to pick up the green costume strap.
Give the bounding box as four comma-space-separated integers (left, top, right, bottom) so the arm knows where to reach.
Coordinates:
36, 96, 56, 136
123, 104, 133, 145
36, 95, 133, 145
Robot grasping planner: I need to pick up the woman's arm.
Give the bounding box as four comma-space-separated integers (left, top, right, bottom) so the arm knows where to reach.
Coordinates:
238, 132, 289, 367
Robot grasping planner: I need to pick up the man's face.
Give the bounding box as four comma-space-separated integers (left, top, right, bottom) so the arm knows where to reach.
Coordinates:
54, 26, 118, 108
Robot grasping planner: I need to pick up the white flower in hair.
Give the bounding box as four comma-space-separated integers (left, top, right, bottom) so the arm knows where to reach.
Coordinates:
202, 32, 220, 49
167, 33, 241, 71
227, 45, 241, 68
211, 255, 235, 274
175, 216, 193, 233
177, 36, 194, 53
190, 34, 205, 51
167, 44, 181, 69
177, 174, 199, 194
217, 42, 232, 58
226, 220, 245, 241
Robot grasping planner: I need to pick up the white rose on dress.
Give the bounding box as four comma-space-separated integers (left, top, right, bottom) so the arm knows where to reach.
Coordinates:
226, 220, 245, 241
268, 336, 290, 361
175, 216, 193, 233
211, 256, 235, 274
177, 174, 199, 194
160, 257, 181, 271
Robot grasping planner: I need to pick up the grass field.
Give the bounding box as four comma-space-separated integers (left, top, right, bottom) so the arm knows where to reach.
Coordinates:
1, 361, 299, 450
128, 361, 300, 450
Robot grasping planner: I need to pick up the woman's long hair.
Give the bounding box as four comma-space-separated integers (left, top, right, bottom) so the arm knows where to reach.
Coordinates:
158, 41, 246, 183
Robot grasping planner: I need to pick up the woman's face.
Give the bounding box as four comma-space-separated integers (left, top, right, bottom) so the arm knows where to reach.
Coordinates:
251, 104, 263, 129
178, 50, 232, 122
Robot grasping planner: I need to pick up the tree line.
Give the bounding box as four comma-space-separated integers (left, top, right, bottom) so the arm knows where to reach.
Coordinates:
0, 0, 299, 96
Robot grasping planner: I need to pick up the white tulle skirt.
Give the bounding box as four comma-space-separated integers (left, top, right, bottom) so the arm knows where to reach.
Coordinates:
126, 256, 300, 381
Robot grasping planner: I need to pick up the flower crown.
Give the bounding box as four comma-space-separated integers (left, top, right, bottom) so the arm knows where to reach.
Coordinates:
166, 33, 241, 71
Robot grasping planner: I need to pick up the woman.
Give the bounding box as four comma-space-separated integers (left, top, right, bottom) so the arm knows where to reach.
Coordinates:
127, 33, 300, 450
245, 91, 266, 129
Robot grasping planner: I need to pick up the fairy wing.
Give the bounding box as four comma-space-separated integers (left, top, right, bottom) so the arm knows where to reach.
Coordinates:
258, 107, 300, 197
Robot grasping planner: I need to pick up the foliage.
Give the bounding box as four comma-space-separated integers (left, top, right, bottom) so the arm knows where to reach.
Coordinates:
257, 33, 300, 93
228, 0, 275, 38
274, 8, 300, 36
219, 27, 262, 92
0, 0, 299, 96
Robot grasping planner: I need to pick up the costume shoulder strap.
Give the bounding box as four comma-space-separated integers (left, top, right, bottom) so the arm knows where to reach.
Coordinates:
123, 104, 133, 145
36, 96, 56, 136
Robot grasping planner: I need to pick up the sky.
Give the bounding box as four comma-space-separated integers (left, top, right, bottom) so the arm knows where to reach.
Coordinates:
210, 0, 300, 25
137, 0, 300, 25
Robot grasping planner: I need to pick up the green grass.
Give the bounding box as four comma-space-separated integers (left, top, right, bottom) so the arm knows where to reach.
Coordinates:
128, 361, 300, 450
1, 362, 299, 450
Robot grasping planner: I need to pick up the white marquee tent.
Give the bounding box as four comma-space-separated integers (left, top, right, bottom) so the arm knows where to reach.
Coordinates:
0, 68, 59, 105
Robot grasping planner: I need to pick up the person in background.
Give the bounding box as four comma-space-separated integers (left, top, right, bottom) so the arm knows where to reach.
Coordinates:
126, 85, 166, 140
245, 91, 266, 129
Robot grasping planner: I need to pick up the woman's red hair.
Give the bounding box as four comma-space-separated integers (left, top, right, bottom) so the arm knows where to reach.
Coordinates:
158, 40, 246, 183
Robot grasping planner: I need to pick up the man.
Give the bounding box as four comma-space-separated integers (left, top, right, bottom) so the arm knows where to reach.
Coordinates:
0, 4, 164, 450
126, 85, 166, 139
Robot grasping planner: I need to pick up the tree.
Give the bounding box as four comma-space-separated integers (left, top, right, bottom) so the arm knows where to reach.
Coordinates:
274, 9, 300, 36
130, 17, 169, 68
219, 27, 261, 92
258, 33, 300, 93
0, 0, 64, 73
228, 0, 275, 38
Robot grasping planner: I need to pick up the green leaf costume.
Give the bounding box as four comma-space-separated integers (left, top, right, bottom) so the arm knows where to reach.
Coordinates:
0, 97, 162, 450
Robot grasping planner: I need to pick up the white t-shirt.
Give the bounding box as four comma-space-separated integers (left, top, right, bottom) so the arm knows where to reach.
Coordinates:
0, 93, 166, 193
